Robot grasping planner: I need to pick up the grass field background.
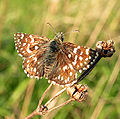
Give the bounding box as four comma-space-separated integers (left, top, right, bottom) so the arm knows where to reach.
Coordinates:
0, 0, 120, 119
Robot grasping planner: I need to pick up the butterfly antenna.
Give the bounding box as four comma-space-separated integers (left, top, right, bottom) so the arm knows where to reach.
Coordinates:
47, 22, 57, 34
64, 29, 80, 35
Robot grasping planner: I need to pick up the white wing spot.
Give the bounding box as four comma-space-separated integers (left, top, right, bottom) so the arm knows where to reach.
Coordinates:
72, 62, 76, 66
24, 70, 27, 74
21, 48, 23, 50
85, 58, 88, 61
80, 51, 83, 55
18, 39, 20, 42
18, 54, 22, 57
35, 76, 39, 79
27, 64, 29, 68
27, 74, 30, 77
34, 57, 37, 62
65, 80, 67, 83
31, 38, 34, 43
75, 73, 77, 78
67, 77, 70, 81
23, 43, 26, 46
33, 68, 36, 72
55, 77, 57, 80
70, 72, 72, 76
58, 75, 61, 79
38, 62, 40, 65
73, 48, 77, 53
52, 81, 56, 85
27, 60, 30, 63
19, 42, 21, 45
35, 46, 39, 50
29, 35, 32, 38
17, 34, 20, 36
95, 56, 98, 59
79, 56, 83, 61
68, 54, 71, 58
72, 55, 78, 66
27, 44, 32, 53
83, 67, 87, 70
79, 69, 82, 73
77, 46, 80, 49
75, 55, 78, 60
37, 72, 39, 74
22, 51, 25, 53
89, 56, 91, 59
25, 38, 28, 42
87, 65, 90, 68
31, 67, 33, 71
96, 52, 99, 56
61, 76, 63, 81
63, 65, 68, 71
86, 49, 89, 55
21, 33, 24, 39
80, 63, 83, 66
69, 64, 73, 70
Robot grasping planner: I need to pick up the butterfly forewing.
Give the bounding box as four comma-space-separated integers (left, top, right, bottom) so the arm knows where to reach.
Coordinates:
14, 33, 50, 58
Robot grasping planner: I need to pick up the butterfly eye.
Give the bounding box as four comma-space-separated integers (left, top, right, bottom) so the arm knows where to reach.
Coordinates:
61, 36, 64, 42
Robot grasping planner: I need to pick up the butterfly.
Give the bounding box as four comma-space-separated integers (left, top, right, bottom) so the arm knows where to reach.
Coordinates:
14, 31, 115, 87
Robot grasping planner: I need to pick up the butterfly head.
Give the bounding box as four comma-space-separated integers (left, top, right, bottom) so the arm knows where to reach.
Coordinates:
54, 32, 64, 44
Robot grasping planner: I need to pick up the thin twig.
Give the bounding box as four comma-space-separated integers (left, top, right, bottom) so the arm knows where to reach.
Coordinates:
46, 98, 75, 113
37, 83, 53, 108
25, 98, 75, 119
25, 110, 39, 119
25, 84, 53, 119
45, 88, 66, 107
25, 85, 76, 119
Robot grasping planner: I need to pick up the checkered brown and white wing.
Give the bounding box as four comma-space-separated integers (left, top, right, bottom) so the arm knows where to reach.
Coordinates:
48, 42, 99, 87
14, 33, 50, 58
14, 33, 50, 79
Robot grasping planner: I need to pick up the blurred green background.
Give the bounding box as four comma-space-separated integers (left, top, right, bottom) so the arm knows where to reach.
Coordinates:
0, 0, 120, 119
